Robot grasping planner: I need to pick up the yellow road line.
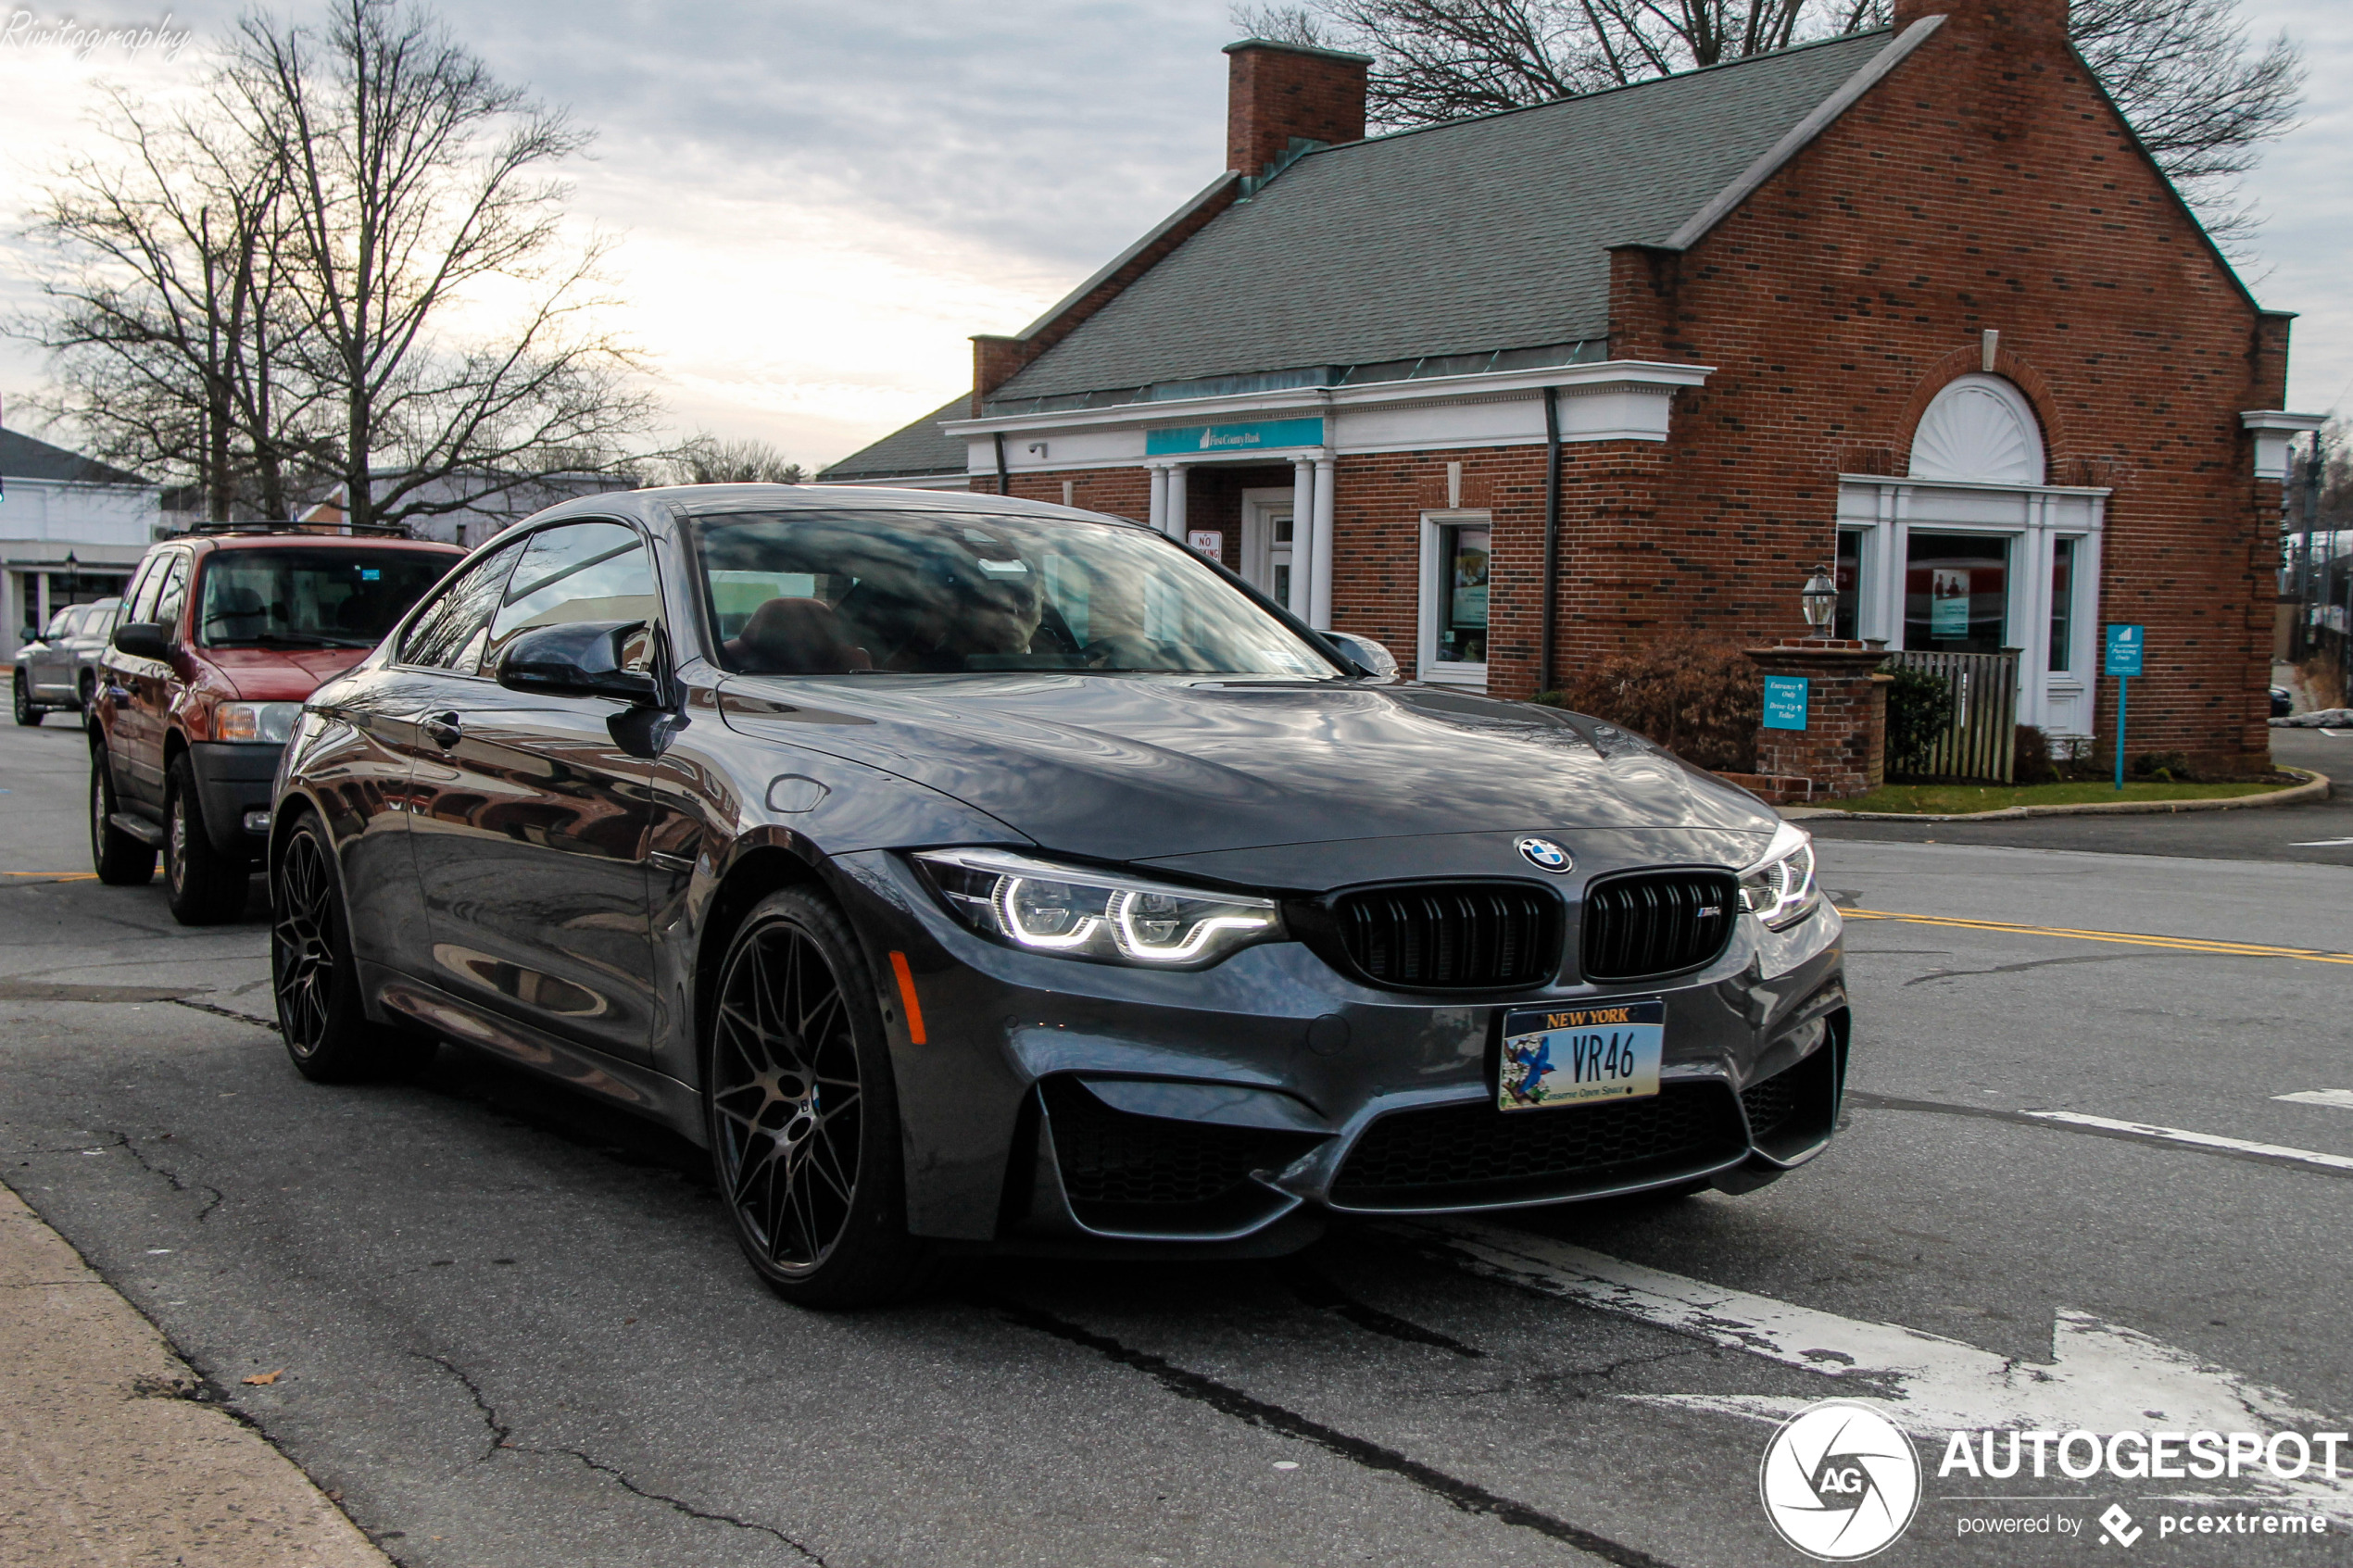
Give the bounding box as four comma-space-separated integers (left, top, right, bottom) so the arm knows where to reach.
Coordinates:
3, 872, 97, 881
1845, 909, 2353, 965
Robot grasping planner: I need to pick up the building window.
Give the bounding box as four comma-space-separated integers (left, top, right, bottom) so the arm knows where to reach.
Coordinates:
2048, 536, 2076, 672
1904, 533, 2010, 654
1420, 512, 1490, 682
1834, 529, 1864, 641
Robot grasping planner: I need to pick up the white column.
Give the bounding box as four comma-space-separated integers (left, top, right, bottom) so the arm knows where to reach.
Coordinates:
1164, 464, 1189, 541
1289, 458, 1315, 619
1310, 456, 1336, 630
1883, 485, 1910, 649
1147, 464, 1168, 535
2017, 497, 2052, 730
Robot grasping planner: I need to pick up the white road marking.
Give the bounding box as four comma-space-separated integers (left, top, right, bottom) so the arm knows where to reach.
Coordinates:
2274, 1089, 2353, 1111
2287, 837, 2353, 847
2019, 1110, 2353, 1173
1416, 1221, 2348, 1502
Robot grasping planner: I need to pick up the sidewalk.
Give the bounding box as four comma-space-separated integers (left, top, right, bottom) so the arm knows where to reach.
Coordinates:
0, 1182, 391, 1568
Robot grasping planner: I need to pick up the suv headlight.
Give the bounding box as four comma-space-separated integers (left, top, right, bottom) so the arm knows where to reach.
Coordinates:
1738, 821, 1820, 931
913, 848, 1283, 968
215, 701, 304, 744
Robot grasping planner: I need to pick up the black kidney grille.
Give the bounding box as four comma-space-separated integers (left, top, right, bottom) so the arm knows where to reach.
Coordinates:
1334, 884, 1559, 989
1580, 870, 1739, 981
1040, 1077, 1324, 1227
1329, 1084, 1745, 1209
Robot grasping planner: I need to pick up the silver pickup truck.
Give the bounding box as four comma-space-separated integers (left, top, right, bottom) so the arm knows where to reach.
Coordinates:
13, 597, 121, 724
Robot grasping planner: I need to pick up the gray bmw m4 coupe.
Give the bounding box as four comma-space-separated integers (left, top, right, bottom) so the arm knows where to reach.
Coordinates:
269, 485, 1847, 1305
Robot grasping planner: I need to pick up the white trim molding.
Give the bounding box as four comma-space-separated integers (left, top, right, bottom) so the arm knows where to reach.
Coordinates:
2242, 410, 2326, 482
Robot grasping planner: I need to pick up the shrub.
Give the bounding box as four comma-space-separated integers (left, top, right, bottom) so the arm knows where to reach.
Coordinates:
1881, 665, 1956, 776
2013, 725, 2057, 784
2131, 749, 2195, 783
1532, 641, 1761, 772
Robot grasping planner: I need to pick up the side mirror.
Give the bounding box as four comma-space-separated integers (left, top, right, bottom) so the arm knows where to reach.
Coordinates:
497, 620, 658, 704
1324, 630, 1400, 680
111, 621, 170, 659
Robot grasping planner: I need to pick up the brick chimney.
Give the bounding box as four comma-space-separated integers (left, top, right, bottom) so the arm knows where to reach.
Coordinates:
1224, 39, 1370, 178
1892, 0, 2070, 50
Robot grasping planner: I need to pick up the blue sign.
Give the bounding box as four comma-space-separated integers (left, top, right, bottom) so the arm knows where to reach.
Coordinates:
1762, 675, 1809, 731
2104, 624, 2144, 678
1145, 417, 1325, 457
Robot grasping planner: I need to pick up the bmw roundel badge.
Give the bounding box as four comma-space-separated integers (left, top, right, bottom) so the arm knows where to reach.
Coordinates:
1516, 836, 1573, 872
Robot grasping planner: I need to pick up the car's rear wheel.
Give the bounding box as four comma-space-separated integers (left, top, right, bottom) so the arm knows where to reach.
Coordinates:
163, 753, 249, 924
77, 671, 94, 711
706, 888, 928, 1308
13, 672, 44, 726
88, 743, 157, 885
271, 813, 434, 1083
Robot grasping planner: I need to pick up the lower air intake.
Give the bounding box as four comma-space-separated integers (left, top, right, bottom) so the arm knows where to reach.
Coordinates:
1040, 1076, 1324, 1236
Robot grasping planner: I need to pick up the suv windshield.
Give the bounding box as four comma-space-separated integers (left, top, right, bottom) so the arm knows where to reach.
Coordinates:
196, 549, 451, 648
692, 509, 1339, 679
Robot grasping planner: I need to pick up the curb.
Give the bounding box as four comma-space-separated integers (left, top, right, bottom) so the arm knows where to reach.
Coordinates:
1785, 768, 2331, 823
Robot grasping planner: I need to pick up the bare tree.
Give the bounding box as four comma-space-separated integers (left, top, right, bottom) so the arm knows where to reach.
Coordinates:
662, 434, 806, 486
224, 0, 660, 531
13, 86, 326, 521
1236, 0, 2301, 238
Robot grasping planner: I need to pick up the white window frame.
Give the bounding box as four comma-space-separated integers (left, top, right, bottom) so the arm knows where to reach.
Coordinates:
1418, 508, 1491, 688
1238, 486, 1294, 603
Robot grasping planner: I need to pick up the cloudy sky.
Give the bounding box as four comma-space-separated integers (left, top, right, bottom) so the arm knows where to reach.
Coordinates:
0, 0, 2345, 476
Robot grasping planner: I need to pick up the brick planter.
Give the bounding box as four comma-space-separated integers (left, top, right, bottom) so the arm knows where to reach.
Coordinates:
1739, 638, 1894, 804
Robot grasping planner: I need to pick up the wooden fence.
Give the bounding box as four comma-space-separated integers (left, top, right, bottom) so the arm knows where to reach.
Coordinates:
1884, 648, 2020, 783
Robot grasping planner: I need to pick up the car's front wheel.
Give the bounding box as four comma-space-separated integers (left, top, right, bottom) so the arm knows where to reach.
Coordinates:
705, 888, 929, 1309
271, 812, 434, 1083
164, 753, 249, 924
88, 744, 157, 885
13, 671, 44, 726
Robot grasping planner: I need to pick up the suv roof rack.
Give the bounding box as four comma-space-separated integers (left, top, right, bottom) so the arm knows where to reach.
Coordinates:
186, 520, 416, 539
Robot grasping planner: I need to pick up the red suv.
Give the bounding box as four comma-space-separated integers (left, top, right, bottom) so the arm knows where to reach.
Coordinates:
90, 523, 464, 923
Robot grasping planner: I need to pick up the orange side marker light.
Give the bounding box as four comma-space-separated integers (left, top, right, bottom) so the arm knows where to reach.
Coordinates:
887, 950, 927, 1045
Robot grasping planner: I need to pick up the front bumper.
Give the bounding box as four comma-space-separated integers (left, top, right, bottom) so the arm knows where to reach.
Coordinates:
832, 849, 1849, 1253
187, 742, 285, 857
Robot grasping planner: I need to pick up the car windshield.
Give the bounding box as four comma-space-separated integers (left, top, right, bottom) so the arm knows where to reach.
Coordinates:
196, 548, 453, 648
691, 508, 1340, 679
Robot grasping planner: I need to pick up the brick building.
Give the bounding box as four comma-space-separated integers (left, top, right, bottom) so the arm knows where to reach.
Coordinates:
822, 0, 2323, 772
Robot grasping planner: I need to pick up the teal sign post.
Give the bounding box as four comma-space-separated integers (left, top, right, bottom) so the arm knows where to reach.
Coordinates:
1762, 675, 1809, 731
1145, 417, 1326, 457
2104, 624, 2144, 790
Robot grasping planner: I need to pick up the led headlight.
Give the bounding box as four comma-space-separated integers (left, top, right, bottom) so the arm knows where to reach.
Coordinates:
913, 848, 1282, 968
1738, 820, 1820, 931
215, 701, 304, 744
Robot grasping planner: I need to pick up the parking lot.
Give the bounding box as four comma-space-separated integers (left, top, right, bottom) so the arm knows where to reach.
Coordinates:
5, 716, 2350, 1566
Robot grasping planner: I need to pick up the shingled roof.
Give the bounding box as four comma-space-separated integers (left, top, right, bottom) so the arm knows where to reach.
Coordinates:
819, 393, 973, 482
993, 29, 1895, 407
0, 428, 150, 487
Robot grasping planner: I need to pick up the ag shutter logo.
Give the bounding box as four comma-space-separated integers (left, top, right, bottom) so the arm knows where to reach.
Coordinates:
1760, 1401, 1922, 1561
2099, 1505, 2144, 1547
1516, 835, 1572, 872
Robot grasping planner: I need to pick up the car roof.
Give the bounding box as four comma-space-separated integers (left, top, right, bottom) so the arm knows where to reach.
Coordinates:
182, 531, 465, 553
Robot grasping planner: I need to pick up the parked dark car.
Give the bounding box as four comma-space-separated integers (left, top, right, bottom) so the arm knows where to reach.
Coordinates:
2271, 684, 2294, 718
90, 524, 465, 922
13, 596, 120, 723
268, 486, 1848, 1306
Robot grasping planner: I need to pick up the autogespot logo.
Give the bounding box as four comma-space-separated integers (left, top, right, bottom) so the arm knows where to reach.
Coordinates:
1516, 835, 1573, 872
1760, 1401, 1923, 1561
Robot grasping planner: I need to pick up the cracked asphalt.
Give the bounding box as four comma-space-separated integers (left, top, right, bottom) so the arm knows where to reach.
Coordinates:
4, 718, 2349, 1567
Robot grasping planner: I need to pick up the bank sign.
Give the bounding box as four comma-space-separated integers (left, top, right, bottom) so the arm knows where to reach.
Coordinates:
1145, 417, 1325, 457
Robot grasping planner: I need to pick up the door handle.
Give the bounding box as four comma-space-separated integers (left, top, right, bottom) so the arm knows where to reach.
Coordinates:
422, 712, 463, 748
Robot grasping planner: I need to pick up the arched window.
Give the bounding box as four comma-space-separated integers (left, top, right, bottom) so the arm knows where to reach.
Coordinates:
1908, 374, 2045, 485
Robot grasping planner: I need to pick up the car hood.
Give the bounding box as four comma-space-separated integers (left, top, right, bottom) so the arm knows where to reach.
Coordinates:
205, 646, 374, 700
716, 673, 1778, 863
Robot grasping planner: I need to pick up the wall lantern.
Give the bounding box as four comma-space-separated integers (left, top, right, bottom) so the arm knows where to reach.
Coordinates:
1800, 564, 1837, 633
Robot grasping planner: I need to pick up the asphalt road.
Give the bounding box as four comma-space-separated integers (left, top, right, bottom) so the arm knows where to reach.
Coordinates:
3, 715, 2349, 1567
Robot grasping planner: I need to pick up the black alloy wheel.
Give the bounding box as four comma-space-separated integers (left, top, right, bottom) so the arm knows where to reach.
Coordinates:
163, 753, 249, 924
706, 888, 928, 1308
88, 743, 157, 885
13, 672, 42, 726
271, 813, 434, 1082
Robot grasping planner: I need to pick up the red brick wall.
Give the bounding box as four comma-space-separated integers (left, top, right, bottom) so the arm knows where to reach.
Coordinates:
1593, 0, 2286, 771
1226, 42, 1368, 176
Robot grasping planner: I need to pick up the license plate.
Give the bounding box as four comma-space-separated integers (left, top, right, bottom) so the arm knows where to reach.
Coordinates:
1498, 999, 1665, 1111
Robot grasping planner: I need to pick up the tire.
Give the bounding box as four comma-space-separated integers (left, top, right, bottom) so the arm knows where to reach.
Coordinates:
163, 753, 250, 925
271, 811, 435, 1083
88, 743, 157, 885
705, 887, 929, 1308
13, 672, 43, 726
77, 671, 94, 711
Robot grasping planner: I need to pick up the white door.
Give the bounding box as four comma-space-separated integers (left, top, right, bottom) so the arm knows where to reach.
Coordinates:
1239, 491, 1294, 607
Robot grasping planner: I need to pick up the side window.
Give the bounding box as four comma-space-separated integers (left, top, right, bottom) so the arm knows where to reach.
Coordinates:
44, 608, 76, 639
123, 558, 165, 624
399, 541, 523, 674
483, 521, 659, 673
150, 555, 193, 640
